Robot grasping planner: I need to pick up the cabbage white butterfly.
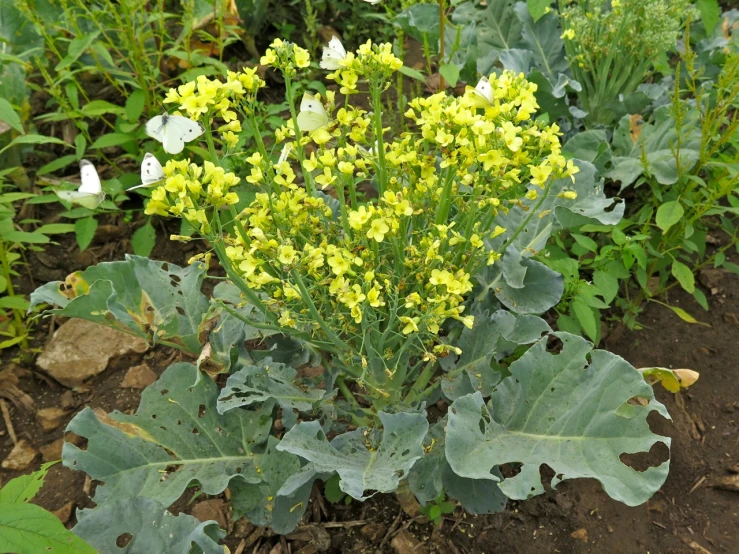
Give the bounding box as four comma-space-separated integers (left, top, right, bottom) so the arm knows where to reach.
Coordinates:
469, 76, 493, 108
127, 153, 165, 191
296, 93, 329, 132
320, 36, 347, 71
56, 160, 106, 209
145, 114, 205, 154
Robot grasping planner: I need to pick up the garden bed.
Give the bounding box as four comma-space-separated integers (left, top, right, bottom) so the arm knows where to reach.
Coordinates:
1, 229, 736, 554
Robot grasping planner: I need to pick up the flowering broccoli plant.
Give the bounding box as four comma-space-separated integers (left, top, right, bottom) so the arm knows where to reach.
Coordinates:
30, 38, 689, 546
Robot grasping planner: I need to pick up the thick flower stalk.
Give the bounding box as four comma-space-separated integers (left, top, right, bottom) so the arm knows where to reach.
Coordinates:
559, 0, 697, 123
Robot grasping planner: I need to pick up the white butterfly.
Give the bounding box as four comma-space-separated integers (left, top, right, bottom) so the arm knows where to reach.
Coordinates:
320, 36, 347, 71
469, 76, 494, 108
57, 160, 106, 210
127, 153, 165, 191
296, 93, 329, 132
362, 0, 383, 4
145, 114, 205, 154
278, 143, 293, 164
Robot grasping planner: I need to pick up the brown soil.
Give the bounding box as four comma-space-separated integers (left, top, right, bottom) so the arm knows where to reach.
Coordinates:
1, 231, 738, 554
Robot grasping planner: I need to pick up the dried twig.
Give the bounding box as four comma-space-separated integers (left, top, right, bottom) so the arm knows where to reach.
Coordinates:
321, 520, 369, 528
379, 509, 403, 550
233, 539, 246, 554
689, 475, 707, 494
0, 398, 17, 444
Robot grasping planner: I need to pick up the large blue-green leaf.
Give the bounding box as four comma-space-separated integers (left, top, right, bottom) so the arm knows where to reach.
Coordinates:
277, 412, 428, 500
452, 0, 522, 74
445, 333, 671, 506
606, 105, 701, 189
29, 255, 209, 353
440, 310, 550, 400
229, 441, 319, 534
475, 257, 564, 314
513, 3, 568, 82
408, 421, 507, 514
73, 498, 225, 554
63, 363, 283, 508
217, 358, 330, 428
201, 282, 277, 373
489, 161, 623, 260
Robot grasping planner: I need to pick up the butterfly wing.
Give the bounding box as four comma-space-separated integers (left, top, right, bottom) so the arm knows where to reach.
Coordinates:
78, 159, 102, 194
128, 153, 165, 191
470, 77, 493, 108
320, 36, 346, 70
145, 115, 166, 142
163, 115, 205, 154
297, 93, 329, 132
146, 114, 204, 154
57, 190, 105, 209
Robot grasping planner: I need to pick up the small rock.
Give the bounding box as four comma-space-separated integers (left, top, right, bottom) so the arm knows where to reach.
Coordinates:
391, 529, 427, 554
2, 440, 39, 470
53, 502, 75, 525
360, 522, 387, 542
191, 498, 228, 530
119, 363, 157, 389
723, 313, 739, 328
699, 269, 724, 291
648, 498, 668, 513
36, 407, 68, 432
60, 391, 78, 409
37, 319, 149, 387
570, 528, 588, 543
40, 438, 65, 462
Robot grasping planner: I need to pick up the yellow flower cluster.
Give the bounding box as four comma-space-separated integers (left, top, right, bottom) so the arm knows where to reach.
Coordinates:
396, 71, 578, 211
224, 187, 477, 347
145, 159, 240, 233
163, 68, 264, 148
260, 38, 311, 77
327, 40, 403, 94
149, 40, 581, 373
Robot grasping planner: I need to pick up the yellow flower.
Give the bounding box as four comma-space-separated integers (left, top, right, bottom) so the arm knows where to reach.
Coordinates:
367, 218, 390, 242
558, 191, 578, 200
278, 245, 297, 264
399, 316, 420, 335
561, 29, 575, 40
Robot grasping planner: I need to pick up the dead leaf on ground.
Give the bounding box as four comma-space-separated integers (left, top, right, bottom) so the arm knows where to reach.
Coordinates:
571, 528, 588, 542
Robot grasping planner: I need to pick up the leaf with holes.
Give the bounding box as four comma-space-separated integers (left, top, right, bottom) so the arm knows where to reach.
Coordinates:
217, 358, 329, 428
445, 333, 671, 506
29, 255, 209, 353
277, 411, 428, 500
440, 310, 550, 401
73, 497, 225, 554
229, 441, 323, 534
62, 362, 286, 509
409, 421, 507, 513
201, 282, 279, 373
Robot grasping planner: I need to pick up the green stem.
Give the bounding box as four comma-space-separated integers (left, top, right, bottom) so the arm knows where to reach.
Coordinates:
290, 270, 350, 353
403, 360, 438, 405
370, 82, 388, 196
500, 177, 555, 253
